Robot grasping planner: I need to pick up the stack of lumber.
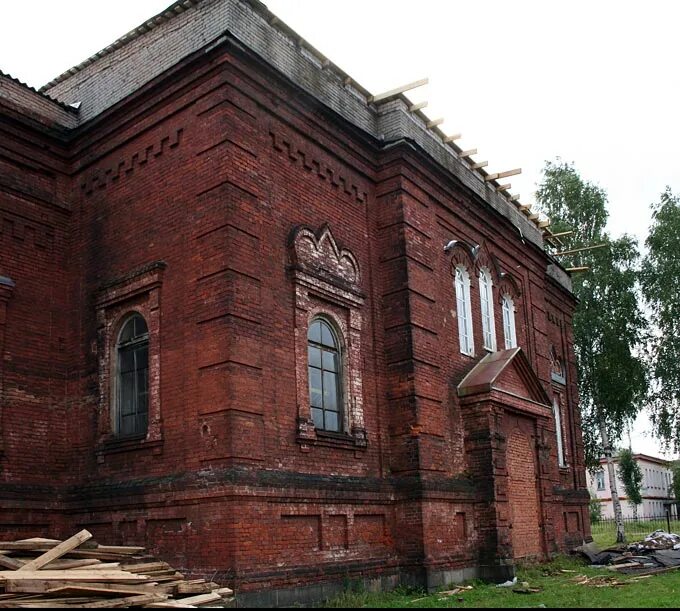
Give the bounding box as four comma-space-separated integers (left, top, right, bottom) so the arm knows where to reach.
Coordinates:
0, 530, 234, 608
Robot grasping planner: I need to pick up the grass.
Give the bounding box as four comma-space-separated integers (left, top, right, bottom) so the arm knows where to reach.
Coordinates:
321, 556, 680, 608
590, 518, 680, 549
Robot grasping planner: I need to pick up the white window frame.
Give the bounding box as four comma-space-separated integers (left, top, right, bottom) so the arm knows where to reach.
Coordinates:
553, 396, 566, 467
502, 294, 517, 349
455, 266, 474, 356
479, 268, 497, 352
595, 470, 606, 491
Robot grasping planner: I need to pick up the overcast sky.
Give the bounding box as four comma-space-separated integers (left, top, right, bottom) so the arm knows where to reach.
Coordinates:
2, 0, 678, 459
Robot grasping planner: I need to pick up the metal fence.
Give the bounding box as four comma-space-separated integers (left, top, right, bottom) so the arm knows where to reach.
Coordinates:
590, 514, 680, 545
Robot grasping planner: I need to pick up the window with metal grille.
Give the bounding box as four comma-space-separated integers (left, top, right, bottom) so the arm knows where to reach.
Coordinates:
308, 318, 343, 433
116, 314, 149, 438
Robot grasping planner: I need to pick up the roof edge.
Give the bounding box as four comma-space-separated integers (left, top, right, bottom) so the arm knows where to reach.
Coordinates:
0, 69, 78, 113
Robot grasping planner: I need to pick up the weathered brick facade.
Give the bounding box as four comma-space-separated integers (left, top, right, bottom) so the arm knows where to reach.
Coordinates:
0, 0, 590, 604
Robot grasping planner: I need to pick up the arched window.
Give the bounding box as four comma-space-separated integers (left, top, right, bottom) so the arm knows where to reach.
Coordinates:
308, 318, 343, 433
479, 269, 496, 352
553, 396, 566, 467
502, 294, 517, 349
116, 314, 149, 438
455, 267, 474, 356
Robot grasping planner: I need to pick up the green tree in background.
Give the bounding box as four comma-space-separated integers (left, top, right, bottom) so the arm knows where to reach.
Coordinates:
536, 160, 649, 542
589, 495, 604, 524
641, 188, 680, 451
617, 449, 643, 520
670, 461, 680, 502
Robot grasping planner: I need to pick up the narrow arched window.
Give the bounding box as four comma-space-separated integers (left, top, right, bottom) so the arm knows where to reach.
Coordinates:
116, 314, 149, 438
502, 295, 517, 349
455, 267, 474, 356
308, 318, 343, 433
479, 269, 496, 352
553, 396, 566, 467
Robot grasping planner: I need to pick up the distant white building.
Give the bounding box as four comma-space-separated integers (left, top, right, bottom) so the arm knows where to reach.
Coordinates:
587, 454, 676, 519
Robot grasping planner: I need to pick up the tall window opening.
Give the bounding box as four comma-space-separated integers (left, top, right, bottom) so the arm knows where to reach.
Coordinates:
479, 269, 496, 352
116, 314, 149, 438
308, 318, 343, 433
502, 294, 517, 349
553, 396, 566, 467
455, 267, 474, 356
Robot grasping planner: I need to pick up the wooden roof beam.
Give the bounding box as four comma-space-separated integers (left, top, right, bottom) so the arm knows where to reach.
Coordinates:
566, 266, 590, 273
368, 78, 429, 104
485, 168, 522, 182
553, 243, 608, 257
471, 161, 488, 170
459, 148, 477, 158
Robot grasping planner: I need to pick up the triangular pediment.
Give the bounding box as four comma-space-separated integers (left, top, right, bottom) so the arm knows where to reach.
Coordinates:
457, 347, 551, 406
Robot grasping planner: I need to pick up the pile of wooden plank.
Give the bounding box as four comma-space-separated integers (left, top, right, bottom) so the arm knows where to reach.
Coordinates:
0, 530, 234, 608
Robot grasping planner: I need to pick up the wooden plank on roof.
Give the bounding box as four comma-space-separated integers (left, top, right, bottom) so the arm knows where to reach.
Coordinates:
471, 161, 488, 170
368, 78, 429, 103
553, 243, 607, 256
485, 168, 522, 181
444, 133, 462, 143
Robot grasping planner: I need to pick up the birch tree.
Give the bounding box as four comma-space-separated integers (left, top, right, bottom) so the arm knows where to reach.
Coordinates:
536, 160, 648, 543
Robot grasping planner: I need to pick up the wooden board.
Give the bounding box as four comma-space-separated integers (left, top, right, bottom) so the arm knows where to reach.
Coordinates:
0, 570, 149, 583
4, 581, 159, 596
18, 531, 92, 572
85, 593, 167, 608
175, 592, 223, 606
0, 555, 23, 570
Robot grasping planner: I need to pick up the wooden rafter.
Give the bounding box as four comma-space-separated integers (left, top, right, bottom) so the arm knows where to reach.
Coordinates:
368, 78, 429, 104
409, 101, 428, 112
485, 168, 522, 182
553, 243, 607, 257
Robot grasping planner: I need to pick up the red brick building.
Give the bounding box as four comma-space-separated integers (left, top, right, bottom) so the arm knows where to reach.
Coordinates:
0, 0, 590, 604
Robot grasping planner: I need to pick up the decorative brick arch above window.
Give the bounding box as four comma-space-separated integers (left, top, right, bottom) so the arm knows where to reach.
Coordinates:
550, 345, 566, 385
94, 261, 165, 455
444, 239, 478, 280
289, 224, 360, 288
288, 225, 367, 451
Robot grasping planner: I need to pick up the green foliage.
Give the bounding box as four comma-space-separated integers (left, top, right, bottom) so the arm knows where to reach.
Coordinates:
536, 160, 648, 467
670, 460, 680, 501
641, 188, 680, 450
617, 449, 643, 507
589, 495, 603, 523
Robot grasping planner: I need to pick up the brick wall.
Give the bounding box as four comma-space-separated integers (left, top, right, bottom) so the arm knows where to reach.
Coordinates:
0, 22, 589, 597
